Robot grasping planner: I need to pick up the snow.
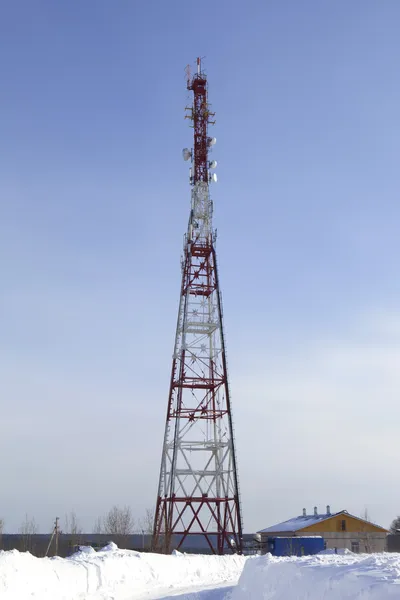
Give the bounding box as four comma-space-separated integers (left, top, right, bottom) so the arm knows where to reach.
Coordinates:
232, 552, 400, 599
1, 543, 400, 599
258, 512, 335, 533
0, 543, 246, 600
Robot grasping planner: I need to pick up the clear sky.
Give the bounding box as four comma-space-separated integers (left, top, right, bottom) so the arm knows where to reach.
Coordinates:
1, 0, 400, 534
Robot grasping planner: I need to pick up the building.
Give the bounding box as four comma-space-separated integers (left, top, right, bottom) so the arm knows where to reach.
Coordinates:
258, 506, 389, 553
387, 534, 400, 552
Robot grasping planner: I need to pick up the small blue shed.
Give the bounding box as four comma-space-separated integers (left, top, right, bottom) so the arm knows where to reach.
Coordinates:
267, 536, 324, 557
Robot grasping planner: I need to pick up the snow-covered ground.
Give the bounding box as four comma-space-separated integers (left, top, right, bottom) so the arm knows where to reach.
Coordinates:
232, 552, 400, 599
1, 542, 400, 599
0, 542, 245, 600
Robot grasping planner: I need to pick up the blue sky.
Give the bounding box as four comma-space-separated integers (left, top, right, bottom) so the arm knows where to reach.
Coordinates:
1, 0, 400, 533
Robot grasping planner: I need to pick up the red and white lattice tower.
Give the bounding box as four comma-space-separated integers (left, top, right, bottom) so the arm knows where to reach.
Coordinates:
152, 59, 243, 555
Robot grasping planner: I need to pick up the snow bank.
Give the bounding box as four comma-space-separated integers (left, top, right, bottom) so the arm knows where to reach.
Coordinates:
0, 543, 246, 600
3, 544, 400, 600
318, 547, 353, 555
231, 552, 400, 599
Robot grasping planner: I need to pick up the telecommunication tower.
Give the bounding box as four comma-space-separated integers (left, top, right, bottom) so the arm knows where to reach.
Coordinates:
152, 59, 243, 555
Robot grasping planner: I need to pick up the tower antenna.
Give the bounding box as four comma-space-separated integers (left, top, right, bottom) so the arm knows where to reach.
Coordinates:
152, 58, 243, 555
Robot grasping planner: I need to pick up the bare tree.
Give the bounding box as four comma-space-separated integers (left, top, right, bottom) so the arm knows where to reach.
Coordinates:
65, 511, 82, 536
93, 506, 135, 547
138, 508, 155, 551
64, 511, 83, 550
361, 508, 371, 522
359, 508, 375, 553
390, 515, 400, 534
103, 505, 134, 536
139, 508, 155, 534
19, 514, 37, 552
93, 516, 103, 534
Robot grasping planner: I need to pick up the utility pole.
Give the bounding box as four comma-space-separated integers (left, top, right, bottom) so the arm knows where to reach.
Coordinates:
45, 517, 60, 557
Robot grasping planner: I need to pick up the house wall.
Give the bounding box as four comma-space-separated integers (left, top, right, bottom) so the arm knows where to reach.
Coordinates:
300, 531, 387, 553
299, 514, 388, 552
302, 514, 387, 535
387, 535, 400, 553
259, 529, 387, 553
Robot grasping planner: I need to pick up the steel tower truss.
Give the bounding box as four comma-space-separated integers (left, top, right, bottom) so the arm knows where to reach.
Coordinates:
153, 59, 243, 555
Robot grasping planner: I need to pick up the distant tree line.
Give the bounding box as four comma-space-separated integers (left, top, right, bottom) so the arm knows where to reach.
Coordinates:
2, 508, 400, 537
1, 509, 399, 555
0, 507, 154, 542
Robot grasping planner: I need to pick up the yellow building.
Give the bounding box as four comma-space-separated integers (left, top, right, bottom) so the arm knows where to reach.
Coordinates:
258, 506, 389, 553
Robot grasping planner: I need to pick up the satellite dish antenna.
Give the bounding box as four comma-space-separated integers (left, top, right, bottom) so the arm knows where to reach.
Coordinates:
182, 148, 192, 161
209, 160, 217, 169
208, 137, 217, 147
212, 173, 218, 183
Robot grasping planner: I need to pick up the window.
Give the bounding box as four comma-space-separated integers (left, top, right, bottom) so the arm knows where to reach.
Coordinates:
341, 520, 347, 531
351, 541, 360, 553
